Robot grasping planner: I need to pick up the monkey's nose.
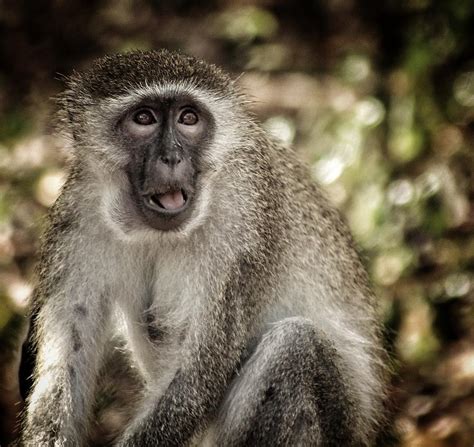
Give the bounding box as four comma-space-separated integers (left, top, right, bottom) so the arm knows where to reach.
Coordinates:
159, 152, 182, 166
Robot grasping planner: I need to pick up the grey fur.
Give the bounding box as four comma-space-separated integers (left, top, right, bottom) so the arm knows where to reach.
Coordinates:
20, 49, 386, 446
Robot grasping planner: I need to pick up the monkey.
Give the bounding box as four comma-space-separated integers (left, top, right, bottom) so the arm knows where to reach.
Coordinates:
19, 49, 386, 446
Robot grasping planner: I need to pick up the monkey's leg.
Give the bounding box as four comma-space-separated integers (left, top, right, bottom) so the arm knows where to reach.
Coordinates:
215, 317, 357, 447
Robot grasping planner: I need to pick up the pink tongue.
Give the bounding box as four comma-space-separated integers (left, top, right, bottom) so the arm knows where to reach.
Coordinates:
158, 190, 185, 210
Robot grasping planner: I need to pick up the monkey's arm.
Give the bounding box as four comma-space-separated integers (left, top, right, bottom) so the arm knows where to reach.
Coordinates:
117, 291, 247, 447
21, 204, 111, 445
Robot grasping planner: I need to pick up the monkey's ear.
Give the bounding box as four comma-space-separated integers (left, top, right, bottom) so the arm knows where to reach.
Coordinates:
54, 94, 78, 143
54, 72, 84, 142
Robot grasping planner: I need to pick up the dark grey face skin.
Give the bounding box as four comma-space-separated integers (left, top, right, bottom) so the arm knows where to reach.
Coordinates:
118, 94, 214, 231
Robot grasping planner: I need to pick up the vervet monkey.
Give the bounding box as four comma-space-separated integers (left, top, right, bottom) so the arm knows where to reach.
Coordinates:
20, 49, 386, 446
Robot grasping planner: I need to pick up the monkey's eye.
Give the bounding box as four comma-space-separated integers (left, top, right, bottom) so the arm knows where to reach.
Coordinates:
133, 109, 157, 125
178, 109, 198, 126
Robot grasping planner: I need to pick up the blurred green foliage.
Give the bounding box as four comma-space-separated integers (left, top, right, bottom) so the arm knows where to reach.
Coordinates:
0, 0, 473, 445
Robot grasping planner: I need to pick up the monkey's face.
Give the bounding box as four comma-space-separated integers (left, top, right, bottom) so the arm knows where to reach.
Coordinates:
113, 94, 214, 232
62, 51, 246, 236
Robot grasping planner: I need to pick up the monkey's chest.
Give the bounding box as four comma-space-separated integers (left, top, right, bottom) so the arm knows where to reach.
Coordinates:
122, 267, 198, 385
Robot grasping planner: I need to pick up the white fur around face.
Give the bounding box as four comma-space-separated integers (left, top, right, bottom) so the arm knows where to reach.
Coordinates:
84, 81, 246, 243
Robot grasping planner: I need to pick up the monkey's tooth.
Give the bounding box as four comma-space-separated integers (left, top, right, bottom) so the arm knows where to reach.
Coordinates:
148, 195, 161, 209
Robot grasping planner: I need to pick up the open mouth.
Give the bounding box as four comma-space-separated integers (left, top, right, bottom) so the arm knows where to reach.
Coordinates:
143, 188, 189, 214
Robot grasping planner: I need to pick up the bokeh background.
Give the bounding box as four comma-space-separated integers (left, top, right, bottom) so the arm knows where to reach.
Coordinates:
0, 0, 473, 446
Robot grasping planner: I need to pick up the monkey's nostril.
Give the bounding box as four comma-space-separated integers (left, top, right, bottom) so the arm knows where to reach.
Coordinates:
160, 153, 182, 166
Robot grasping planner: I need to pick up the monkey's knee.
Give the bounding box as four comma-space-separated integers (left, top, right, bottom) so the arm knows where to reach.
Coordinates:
216, 317, 356, 446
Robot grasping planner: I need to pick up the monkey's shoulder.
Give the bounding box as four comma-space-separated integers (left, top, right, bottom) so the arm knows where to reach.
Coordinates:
42, 167, 85, 241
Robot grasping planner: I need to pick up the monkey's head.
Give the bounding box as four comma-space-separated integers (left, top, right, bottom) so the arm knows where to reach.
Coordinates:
60, 50, 249, 234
